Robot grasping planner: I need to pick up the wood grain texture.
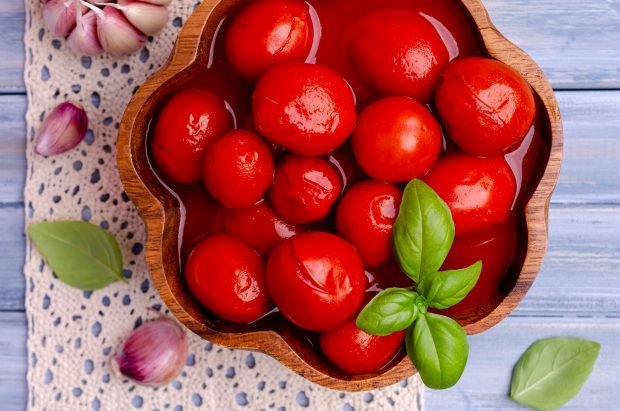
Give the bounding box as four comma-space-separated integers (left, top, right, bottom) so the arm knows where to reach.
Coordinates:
116, 0, 562, 391
2, 0, 620, 92
0, 311, 27, 411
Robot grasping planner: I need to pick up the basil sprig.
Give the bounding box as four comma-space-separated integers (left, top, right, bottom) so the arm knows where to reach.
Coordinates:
356, 179, 482, 389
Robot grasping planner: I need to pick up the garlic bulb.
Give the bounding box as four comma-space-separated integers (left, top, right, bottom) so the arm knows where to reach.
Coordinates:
67, 10, 103, 56
42, 0, 86, 37
112, 316, 188, 386
34, 102, 89, 156
97, 6, 146, 56
118, 0, 170, 36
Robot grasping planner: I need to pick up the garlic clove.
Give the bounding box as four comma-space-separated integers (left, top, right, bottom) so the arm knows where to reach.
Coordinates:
35, 102, 89, 156
118, 0, 170, 36
137, 0, 172, 7
42, 0, 87, 38
112, 316, 188, 387
97, 6, 146, 56
67, 11, 103, 56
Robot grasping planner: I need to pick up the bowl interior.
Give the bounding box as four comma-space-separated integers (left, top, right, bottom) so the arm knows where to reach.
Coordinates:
119, 0, 559, 390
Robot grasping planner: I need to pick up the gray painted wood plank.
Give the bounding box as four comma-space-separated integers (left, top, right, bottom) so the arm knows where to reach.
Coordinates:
0, 313, 617, 411
1, 0, 620, 92
0, 90, 618, 205
0, 207, 25, 312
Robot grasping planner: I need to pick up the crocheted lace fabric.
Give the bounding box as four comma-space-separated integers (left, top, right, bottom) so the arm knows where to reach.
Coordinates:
22, 1, 424, 410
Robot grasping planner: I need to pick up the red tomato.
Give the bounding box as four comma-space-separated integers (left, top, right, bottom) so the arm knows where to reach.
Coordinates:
326, 142, 364, 193
352, 96, 442, 183
224, 0, 315, 80
202, 130, 274, 209
348, 10, 449, 103
253, 63, 357, 156
320, 317, 405, 375
186, 234, 272, 323
438, 221, 517, 318
175, 185, 220, 259
365, 259, 414, 292
219, 200, 304, 256
435, 57, 537, 156
151, 89, 233, 185
423, 154, 517, 235
270, 155, 342, 225
266, 232, 366, 331
337, 181, 402, 267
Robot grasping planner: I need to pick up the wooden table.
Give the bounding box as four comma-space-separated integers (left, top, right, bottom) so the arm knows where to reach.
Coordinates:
1, 1, 619, 410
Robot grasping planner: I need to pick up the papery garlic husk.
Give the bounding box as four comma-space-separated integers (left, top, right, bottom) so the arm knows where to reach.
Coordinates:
34, 102, 88, 156
67, 10, 103, 56
118, 0, 170, 36
138, 0, 171, 7
97, 6, 146, 56
42, 0, 86, 37
112, 316, 188, 387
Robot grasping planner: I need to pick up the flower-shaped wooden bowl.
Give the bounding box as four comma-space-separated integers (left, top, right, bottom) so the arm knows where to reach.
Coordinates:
118, 0, 563, 391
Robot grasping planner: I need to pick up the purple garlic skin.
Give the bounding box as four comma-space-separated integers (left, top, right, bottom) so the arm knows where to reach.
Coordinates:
113, 316, 189, 387
67, 10, 103, 56
42, 0, 86, 37
97, 6, 146, 56
35, 102, 88, 156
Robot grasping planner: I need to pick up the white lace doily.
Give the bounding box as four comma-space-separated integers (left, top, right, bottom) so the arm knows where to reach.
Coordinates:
23, 1, 424, 410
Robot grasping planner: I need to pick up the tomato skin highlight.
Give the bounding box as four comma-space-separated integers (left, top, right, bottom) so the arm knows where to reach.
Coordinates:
224, 0, 315, 80
435, 57, 537, 156
337, 180, 403, 267
320, 316, 405, 375
253, 63, 357, 156
218, 200, 304, 256
151, 89, 233, 185
202, 130, 275, 209
266, 232, 366, 331
423, 154, 516, 235
348, 10, 450, 104
352, 96, 443, 183
270, 154, 342, 225
186, 234, 272, 324
175, 185, 221, 259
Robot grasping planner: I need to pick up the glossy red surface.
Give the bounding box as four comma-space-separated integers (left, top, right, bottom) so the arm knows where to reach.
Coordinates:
253, 63, 357, 156
224, 0, 315, 80
326, 142, 364, 193
202, 129, 274, 209
175, 185, 220, 259
423, 154, 517, 235
320, 316, 406, 375
436, 57, 537, 156
266, 232, 366, 331
151, 89, 233, 185
352, 96, 443, 183
270, 154, 342, 225
186, 234, 272, 323
348, 10, 449, 104
365, 259, 415, 292
218, 200, 304, 257
337, 181, 403, 267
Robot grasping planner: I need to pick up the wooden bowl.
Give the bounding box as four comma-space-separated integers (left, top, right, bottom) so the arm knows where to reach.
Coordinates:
118, 0, 563, 391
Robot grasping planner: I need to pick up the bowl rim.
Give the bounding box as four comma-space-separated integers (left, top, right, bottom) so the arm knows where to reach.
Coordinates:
117, 0, 563, 391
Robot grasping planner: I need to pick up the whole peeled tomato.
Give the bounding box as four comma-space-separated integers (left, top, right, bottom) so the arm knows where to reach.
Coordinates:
151, 89, 233, 185
436, 57, 536, 156
219, 200, 304, 256
175, 185, 220, 259
270, 155, 342, 225
352, 96, 443, 183
423, 154, 517, 235
320, 315, 405, 374
336, 181, 403, 267
186, 234, 272, 323
366, 260, 414, 292
224, 0, 315, 80
348, 10, 449, 103
438, 220, 517, 318
253, 63, 357, 156
326, 142, 364, 192
266, 232, 366, 331
203, 130, 274, 209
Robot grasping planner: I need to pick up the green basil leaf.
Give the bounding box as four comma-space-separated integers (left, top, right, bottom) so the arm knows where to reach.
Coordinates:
406, 312, 468, 389
510, 337, 600, 411
392, 179, 455, 283
28, 221, 125, 290
418, 261, 483, 309
356, 288, 422, 336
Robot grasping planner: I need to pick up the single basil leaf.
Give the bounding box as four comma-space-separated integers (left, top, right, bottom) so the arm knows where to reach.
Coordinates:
406, 312, 468, 389
418, 261, 483, 309
356, 288, 422, 336
28, 221, 125, 291
510, 337, 600, 411
392, 179, 455, 283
